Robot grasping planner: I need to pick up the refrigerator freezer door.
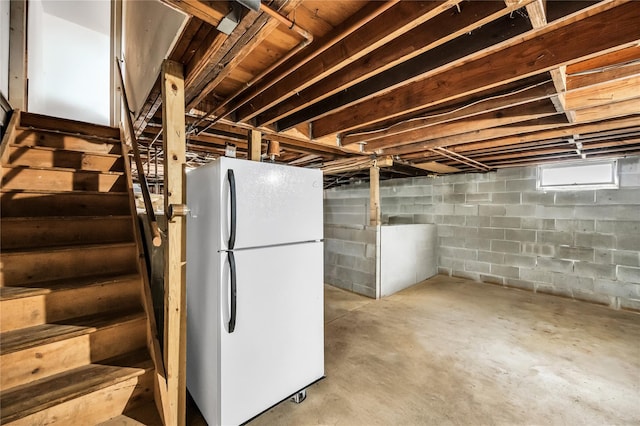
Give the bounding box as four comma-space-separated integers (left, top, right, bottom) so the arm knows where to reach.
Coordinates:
219, 241, 324, 425
219, 157, 323, 249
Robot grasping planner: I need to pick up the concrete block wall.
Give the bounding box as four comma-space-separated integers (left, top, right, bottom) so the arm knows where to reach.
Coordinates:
324, 224, 377, 297
324, 156, 640, 310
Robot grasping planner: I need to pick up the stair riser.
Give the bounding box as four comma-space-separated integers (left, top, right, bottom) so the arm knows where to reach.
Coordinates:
5, 146, 124, 172
89, 318, 147, 362
13, 129, 122, 155
0, 192, 131, 217
0, 335, 91, 390
0, 245, 138, 286
0, 295, 46, 333
0, 279, 142, 333
20, 112, 121, 140
1, 217, 134, 250
5, 375, 143, 425
1, 167, 127, 193
46, 279, 142, 323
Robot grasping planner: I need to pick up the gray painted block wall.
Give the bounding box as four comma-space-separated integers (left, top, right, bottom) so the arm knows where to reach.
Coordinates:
324, 156, 640, 310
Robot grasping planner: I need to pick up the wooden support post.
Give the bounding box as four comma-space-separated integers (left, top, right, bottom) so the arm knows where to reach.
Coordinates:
8, 0, 27, 110
247, 129, 262, 161
161, 59, 187, 426
369, 165, 381, 226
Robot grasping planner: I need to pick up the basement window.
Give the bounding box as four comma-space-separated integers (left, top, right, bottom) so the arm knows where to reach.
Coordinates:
537, 160, 618, 191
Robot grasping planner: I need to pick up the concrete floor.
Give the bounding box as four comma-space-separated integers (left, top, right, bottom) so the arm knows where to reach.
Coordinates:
247, 275, 640, 425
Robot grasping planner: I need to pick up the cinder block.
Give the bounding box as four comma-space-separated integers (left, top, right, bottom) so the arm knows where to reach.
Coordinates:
536, 257, 573, 273
341, 240, 367, 257
557, 245, 595, 262
491, 264, 520, 279
436, 225, 457, 237
520, 268, 554, 283
440, 247, 478, 260
479, 228, 505, 240
574, 262, 616, 280
443, 194, 466, 204
452, 270, 480, 282
441, 215, 466, 225
491, 240, 520, 253
440, 237, 465, 249
434, 204, 455, 215
594, 279, 640, 299
466, 216, 491, 227
574, 232, 615, 249
537, 230, 573, 246
617, 234, 640, 251
571, 289, 613, 306
596, 220, 640, 234
504, 278, 536, 291
619, 156, 640, 173
454, 204, 478, 216
619, 297, 640, 311
555, 219, 595, 232
523, 191, 555, 205
352, 283, 376, 298
492, 192, 521, 204
466, 193, 491, 203
439, 257, 465, 271
413, 214, 434, 224
454, 182, 478, 194
575, 205, 639, 220
552, 273, 594, 292
594, 249, 613, 265
505, 229, 536, 242
464, 260, 491, 274
596, 188, 640, 204
613, 250, 640, 267
522, 242, 555, 257
479, 205, 507, 217
538, 205, 575, 219
490, 216, 521, 229
465, 238, 491, 251
365, 243, 376, 259
617, 265, 640, 283
478, 250, 505, 264
337, 254, 357, 269
505, 204, 538, 217
504, 254, 536, 268
555, 191, 595, 205
521, 218, 556, 230
535, 283, 573, 299
506, 178, 537, 192
479, 274, 504, 285
619, 173, 640, 187
478, 180, 506, 193
454, 227, 479, 238
438, 266, 452, 276
433, 183, 454, 195
355, 257, 376, 274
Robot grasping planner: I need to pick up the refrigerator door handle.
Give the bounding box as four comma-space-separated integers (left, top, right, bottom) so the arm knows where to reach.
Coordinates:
227, 250, 237, 333
227, 169, 236, 250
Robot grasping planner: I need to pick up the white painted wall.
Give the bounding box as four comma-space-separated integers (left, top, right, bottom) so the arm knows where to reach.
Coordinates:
27, 0, 111, 125
123, 0, 187, 115
0, 0, 9, 100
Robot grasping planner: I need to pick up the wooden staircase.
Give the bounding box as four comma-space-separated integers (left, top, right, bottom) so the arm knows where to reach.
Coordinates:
0, 111, 162, 424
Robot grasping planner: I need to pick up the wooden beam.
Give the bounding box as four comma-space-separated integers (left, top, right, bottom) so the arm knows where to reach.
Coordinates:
564, 74, 640, 110
279, 8, 536, 132
342, 79, 555, 146
525, 0, 575, 123
567, 60, 640, 90
310, 1, 640, 138
0, 110, 20, 164
161, 59, 187, 426
367, 98, 558, 151
247, 129, 261, 161
161, 0, 230, 27
232, 1, 463, 122
257, 0, 533, 128
369, 166, 380, 226
573, 97, 640, 123
8, 0, 27, 110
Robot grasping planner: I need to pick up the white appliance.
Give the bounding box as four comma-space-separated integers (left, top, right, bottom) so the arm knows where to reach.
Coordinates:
186, 157, 325, 426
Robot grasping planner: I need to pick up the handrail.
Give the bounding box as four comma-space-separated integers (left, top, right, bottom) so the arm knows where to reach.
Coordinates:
115, 58, 162, 247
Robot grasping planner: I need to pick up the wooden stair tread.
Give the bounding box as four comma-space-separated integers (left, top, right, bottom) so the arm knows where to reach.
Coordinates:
0, 323, 91, 356
0, 362, 147, 424
0, 308, 145, 355
1, 188, 129, 196
7, 143, 122, 158
1, 241, 137, 256
2, 164, 126, 176
1, 214, 131, 222
0, 286, 50, 300
0, 273, 140, 300
19, 111, 121, 140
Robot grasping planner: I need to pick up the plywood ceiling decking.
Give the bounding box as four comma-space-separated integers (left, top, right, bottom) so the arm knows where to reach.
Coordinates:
133, 0, 640, 185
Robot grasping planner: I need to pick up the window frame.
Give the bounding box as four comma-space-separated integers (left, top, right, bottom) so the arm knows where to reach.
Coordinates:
536, 159, 619, 191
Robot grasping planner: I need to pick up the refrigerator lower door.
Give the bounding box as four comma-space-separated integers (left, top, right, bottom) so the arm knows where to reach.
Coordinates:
219, 242, 324, 426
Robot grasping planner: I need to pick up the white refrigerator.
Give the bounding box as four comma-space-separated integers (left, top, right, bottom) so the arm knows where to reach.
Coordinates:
186, 157, 325, 426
